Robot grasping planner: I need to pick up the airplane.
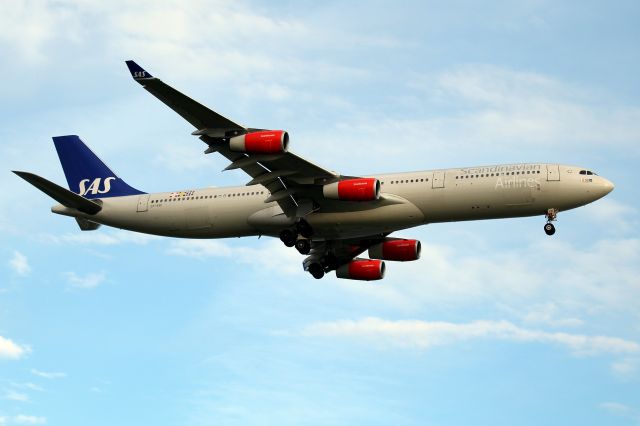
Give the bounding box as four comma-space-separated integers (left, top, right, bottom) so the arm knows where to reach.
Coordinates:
13, 60, 615, 281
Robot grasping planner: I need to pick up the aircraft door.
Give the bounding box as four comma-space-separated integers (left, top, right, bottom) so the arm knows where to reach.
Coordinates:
432, 171, 445, 188
136, 194, 150, 212
546, 164, 560, 181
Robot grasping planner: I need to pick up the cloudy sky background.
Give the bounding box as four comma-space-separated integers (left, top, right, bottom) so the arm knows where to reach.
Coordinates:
1, 1, 639, 425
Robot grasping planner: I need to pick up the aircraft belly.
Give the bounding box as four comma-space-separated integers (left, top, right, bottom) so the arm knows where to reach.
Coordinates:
83, 198, 260, 238
308, 201, 425, 239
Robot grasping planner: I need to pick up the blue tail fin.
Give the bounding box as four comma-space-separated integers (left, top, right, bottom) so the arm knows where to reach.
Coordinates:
52, 135, 145, 199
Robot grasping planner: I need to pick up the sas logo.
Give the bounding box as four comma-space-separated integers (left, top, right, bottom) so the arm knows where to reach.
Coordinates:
78, 177, 116, 196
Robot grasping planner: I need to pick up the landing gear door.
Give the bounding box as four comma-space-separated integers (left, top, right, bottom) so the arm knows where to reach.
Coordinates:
432, 171, 445, 188
546, 164, 560, 181
137, 194, 150, 212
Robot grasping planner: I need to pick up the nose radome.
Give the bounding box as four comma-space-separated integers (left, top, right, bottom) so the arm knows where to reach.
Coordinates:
602, 178, 615, 195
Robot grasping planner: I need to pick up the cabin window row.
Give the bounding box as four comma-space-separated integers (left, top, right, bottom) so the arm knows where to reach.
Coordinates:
150, 191, 265, 204
384, 178, 429, 185
455, 170, 542, 179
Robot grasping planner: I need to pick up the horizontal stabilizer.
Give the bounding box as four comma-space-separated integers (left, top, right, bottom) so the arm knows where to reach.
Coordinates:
13, 171, 102, 215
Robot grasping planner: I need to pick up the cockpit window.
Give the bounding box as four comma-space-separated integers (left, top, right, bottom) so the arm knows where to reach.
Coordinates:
579, 170, 598, 176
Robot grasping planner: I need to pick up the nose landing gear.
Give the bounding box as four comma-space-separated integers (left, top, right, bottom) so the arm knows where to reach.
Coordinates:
544, 222, 555, 236
544, 208, 558, 236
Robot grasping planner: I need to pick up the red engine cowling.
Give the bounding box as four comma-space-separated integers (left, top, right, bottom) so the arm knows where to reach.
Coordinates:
323, 178, 380, 201
368, 239, 421, 261
229, 130, 289, 154
336, 259, 385, 281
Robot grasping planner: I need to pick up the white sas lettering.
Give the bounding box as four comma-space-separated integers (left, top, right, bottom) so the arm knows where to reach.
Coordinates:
78, 177, 116, 195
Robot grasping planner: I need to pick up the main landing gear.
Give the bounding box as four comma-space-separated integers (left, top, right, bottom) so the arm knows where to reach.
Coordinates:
307, 262, 324, 279
279, 219, 314, 254
295, 239, 311, 255
544, 208, 558, 236
305, 254, 338, 280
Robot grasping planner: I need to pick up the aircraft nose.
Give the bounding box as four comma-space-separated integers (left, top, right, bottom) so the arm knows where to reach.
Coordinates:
601, 177, 615, 195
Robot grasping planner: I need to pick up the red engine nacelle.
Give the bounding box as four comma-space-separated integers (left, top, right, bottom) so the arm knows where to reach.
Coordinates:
336, 259, 386, 281
229, 130, 289, 154
368, 239, 421, 261
323, 178, 380, 201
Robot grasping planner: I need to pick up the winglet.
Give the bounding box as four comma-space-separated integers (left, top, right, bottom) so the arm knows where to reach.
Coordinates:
125, 60, 153, 81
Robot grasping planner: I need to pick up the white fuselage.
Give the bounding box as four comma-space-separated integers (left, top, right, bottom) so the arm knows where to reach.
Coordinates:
52, 163, 614, 240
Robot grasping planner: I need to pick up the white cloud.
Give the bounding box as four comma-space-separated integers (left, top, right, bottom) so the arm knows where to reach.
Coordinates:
516, 303, 584, 328
0, 1, 82, 64
600, 401, 632, 416
30, 369, 65, 380
12, 415, 46, 425
38, 230, 160, 246
307, 65, 640, 172
167, 239, 304, 276
599, 401, 640, 422
337, 236, 640, 323
611, 358, 639, 380
0, 336, 30, 360
582, 198, 637, 233
8, 251, 30, 276
3, 390, 28, 402
64, 271, 106, 289
16, 383, 44, 392
301, 317, 640, 356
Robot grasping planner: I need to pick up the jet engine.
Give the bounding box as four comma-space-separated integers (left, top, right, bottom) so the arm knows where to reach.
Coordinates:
336, 259, 385, 280
368, 238, 421, 261
323, 178, 380, 201
229, 130, 289, 154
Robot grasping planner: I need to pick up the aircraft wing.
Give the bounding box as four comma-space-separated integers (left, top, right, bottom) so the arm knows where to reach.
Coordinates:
125, 60, 339, 216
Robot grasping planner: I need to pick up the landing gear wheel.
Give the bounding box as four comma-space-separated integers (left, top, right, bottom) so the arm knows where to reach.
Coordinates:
295, 239, 311, 255
544, 223, 556, 236
308, 262, 325, 279
279, 229, 297, 247
296, 219, 313, 239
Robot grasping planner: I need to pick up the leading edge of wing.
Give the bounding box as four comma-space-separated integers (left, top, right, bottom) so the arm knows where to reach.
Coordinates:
125, 60, 338, 180
124, 60, 245, 132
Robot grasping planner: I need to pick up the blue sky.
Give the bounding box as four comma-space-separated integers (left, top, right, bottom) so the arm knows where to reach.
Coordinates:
1, 1, 639, 425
